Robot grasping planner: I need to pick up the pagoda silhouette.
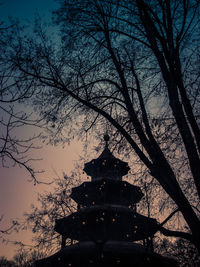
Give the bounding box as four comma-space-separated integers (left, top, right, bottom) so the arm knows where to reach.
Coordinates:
36, 135, 177, 267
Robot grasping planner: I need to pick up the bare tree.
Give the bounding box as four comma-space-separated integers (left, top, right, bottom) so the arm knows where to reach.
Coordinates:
0, 22, 45, 183
155, 238, 200, 266
0, 256, 16, 267
12, 249, 46, 267
0, 106, 42, 182
13, 172, 82, 258
3, 0, 200, 252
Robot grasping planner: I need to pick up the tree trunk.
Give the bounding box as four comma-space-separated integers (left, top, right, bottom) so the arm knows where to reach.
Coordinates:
150, 155, 200, 252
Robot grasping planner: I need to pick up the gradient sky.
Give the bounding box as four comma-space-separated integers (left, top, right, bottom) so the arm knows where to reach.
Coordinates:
0, 139, 84, 259
0, 0, 86, 259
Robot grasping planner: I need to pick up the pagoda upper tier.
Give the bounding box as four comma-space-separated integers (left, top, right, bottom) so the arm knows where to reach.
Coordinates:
84, 135, 130, 181
70, 179, 143, 208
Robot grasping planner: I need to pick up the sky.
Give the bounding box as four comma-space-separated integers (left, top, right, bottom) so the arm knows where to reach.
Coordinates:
0, 0, 58, 22
0, 0, 86, 260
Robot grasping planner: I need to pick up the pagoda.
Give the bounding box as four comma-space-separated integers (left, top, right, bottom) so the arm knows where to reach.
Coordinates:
36, 135, 177, 267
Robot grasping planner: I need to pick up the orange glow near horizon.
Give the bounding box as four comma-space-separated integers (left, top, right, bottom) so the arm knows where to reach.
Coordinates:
0, 139, 84, 259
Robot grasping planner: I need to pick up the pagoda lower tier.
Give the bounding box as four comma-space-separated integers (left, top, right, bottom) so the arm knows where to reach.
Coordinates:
55, 204, 158, 242
36, 240, 178, 267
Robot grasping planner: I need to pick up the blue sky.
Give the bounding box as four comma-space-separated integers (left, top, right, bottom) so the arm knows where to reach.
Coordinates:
0, 0, 58, 23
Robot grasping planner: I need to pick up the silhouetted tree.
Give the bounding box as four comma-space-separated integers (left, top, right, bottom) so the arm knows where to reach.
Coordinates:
0, 214, 19, 245
0, 22, 44, 183
155, 237, 200, 266
12, 249, 46, 267
21, 172, 81, 254
3, 0, 200, 253
0, 256, 16, 267
3, 173, 80, 266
